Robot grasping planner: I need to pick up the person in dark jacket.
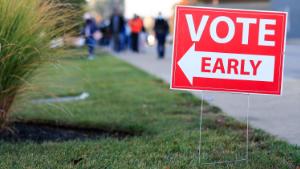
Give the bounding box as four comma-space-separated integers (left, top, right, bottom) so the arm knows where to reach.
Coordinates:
99, 19, 111, 46
154, 12, 169, 59
82, 13, 98, 60
110, 9, 125, 52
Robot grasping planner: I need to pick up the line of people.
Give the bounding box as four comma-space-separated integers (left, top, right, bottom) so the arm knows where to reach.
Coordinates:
110, 9, 145, 53
81, 11, 170, 60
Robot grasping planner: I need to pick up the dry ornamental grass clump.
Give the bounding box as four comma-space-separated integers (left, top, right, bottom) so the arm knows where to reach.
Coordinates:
0, 0, 77, 129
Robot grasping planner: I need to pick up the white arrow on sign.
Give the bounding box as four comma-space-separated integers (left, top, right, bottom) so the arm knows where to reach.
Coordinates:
178, 43, 275, 85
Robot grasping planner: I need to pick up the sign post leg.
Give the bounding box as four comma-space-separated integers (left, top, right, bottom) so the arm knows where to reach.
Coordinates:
246, 94, 250, 164
199, 91, 204, 164
198, 93, 251, 166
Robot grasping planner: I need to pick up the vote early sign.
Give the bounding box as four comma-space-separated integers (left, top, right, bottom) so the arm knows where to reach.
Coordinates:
171, 6, 287, 95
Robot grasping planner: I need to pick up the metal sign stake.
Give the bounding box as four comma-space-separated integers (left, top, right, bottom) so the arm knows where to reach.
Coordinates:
198, 92, 251, 166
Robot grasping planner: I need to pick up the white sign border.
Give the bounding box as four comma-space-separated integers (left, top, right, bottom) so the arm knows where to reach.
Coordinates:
169, 5, 288, 96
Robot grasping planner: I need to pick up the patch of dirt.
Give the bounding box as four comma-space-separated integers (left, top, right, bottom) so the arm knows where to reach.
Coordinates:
0, 122, 140, 143
71, 157, 84, 165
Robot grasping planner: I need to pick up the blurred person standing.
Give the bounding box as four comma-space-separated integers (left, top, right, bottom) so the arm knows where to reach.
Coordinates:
124, 20, 131, 50
99, 19, 111, 46
154, 12, 169, 59
82, 13, 98, 60
129, 14, 143, 52
110, 8, 125, 52
139, 26, 147, 53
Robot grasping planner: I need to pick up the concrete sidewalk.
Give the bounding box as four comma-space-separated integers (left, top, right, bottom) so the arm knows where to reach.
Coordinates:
111, 44, 300, 145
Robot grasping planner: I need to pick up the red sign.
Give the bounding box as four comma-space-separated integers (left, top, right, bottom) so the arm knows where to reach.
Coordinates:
171, 6, 287, 95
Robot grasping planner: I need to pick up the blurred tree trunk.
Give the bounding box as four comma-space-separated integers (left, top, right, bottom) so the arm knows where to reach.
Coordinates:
212, 0, 219, 5
0, 95, 15, 130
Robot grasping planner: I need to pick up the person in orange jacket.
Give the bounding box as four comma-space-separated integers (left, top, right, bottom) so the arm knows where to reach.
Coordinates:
129, 14, 143, 52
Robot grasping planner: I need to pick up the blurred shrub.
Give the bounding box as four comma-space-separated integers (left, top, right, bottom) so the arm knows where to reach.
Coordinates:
0, 0, 76, 129
58, 0, 86, 34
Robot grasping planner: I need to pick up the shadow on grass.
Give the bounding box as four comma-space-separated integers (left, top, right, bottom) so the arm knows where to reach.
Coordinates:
0, 121, 143, 143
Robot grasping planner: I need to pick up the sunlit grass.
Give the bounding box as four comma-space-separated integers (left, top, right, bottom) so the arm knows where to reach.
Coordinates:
2, 53, 298, 168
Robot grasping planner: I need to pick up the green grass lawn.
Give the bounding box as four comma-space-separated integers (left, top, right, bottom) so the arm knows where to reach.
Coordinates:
0, 51, 299, 168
